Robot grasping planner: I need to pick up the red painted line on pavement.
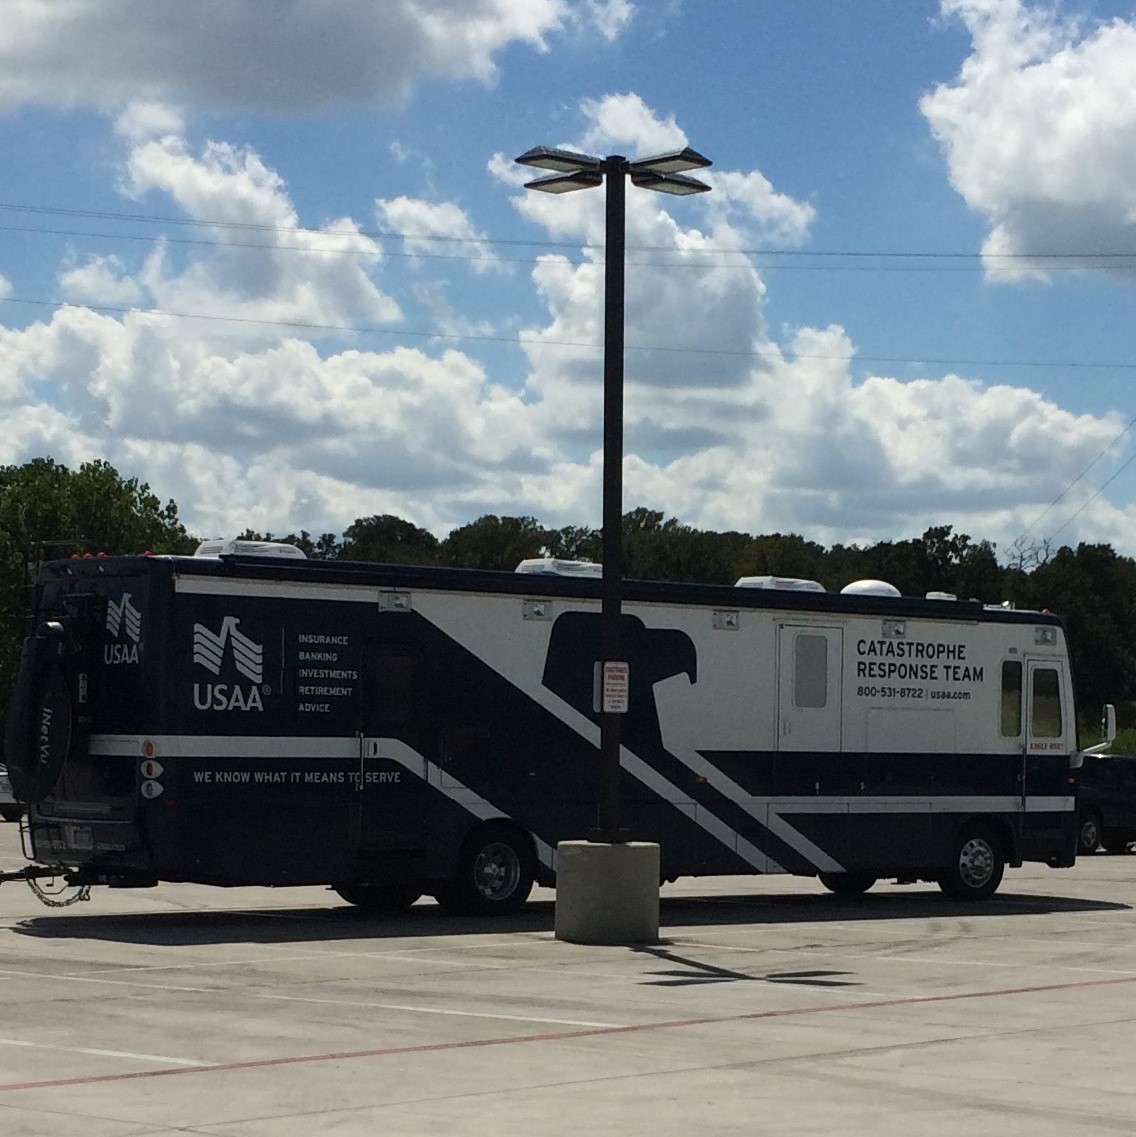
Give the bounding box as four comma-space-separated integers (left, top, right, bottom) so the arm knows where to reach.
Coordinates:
2, 972, 1134, 1093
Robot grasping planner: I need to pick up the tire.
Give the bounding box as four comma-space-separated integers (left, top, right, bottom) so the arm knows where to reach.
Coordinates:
4, 624, 75, 803
436, 824, 536, 916
1100, 834, 1132, 855
0, 805, 22, 823
938, 826, 1005, 901
818, 872, 876, 897
1078, 811, 1102, 856
333, 883, 422, 912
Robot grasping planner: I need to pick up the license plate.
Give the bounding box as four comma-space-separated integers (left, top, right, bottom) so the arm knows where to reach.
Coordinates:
64, 825, 93, 851
0, 775, 11, 797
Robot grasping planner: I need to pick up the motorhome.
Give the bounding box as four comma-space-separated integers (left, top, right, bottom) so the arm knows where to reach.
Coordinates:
2, 545, 1081, 912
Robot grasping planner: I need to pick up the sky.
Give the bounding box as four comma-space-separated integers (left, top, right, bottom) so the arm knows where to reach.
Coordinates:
1, 0, 1136, 563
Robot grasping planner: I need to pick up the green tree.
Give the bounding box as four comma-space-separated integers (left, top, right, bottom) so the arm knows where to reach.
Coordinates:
821, 527, 1005, 601
0, 457, 195, 701
1020, 543, 1136, 713
917, 525, 1003, 601
339, 515, 438, 565
621, 508, 689, 581
739, 532, 828, 585
439, 515, 546, 570
544, 524, 601, 563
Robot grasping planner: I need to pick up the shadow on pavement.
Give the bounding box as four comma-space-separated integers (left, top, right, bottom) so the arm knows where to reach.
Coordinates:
9, 885, 1129, 947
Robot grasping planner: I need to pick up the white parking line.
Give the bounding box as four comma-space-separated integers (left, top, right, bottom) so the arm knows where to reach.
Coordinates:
0, 1037, 206, 1066
253, 991, 622, 1028
675, 939, 1136, 976
0, 966, 216, 994
0, 964, 624, 1027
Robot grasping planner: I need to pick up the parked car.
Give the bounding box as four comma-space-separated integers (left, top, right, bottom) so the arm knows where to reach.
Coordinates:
1077, 753, 1136, 854
0, 762, 21, 823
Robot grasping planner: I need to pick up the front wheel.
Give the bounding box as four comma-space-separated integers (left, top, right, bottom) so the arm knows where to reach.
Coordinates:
1078, 811, 1102, 855
938, 826, 1005, 901
818, 872, 876, 897
436, 824, 535, 916
0, 805, 21, 823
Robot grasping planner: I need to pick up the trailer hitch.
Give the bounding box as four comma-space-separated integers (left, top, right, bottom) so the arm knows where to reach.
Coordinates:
0, 865, 91, 907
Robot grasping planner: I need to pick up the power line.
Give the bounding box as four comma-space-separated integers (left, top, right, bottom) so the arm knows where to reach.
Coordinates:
4, 295, 1136, 373
4, 220, 1131, 274
1015, 411, 1136, 548
9, 220, 1132, 273
1047, 445, 1136, 544
1, 199, 1134, 264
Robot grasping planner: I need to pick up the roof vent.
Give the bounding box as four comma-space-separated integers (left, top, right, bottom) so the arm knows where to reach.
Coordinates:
734, 575, 826, 592
925, 591, 957, 601
194, 539, 307, 560
514, 558, 603, 578
840, 579, 901, 597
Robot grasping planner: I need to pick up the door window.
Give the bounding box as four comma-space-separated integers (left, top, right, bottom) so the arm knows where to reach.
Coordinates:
364, 646, 428, 732
1000, 660, 1022, 737
1030, 667, 1063, 738
794, 634, 828, 708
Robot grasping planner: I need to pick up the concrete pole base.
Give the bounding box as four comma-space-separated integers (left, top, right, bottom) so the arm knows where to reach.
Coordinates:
554, 840, 660, 944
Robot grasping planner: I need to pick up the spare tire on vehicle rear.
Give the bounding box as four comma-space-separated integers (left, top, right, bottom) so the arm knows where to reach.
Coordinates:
3, 622, 76, 803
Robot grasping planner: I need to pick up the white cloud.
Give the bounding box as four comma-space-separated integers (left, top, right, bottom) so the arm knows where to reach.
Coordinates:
582, 0, 635, 42
120, 135, 401, 336
0, 96, 1131, 560
922, 0, 1136, 279
59, 256, 145, 307
0, 0, 608, 114
705, 171, 815, 245
377, 197, 501, 273
114, 101, 184, 143
580, 92, 689, 156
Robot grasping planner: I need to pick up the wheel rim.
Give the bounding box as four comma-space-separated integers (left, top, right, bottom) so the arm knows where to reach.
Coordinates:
1081, 819, 1099, 849
472, 842, 521, 901
957, 836, 995, 889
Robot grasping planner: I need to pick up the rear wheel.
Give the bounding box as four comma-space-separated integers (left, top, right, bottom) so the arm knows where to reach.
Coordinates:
333, 883, 422, 912
0, 805, 21, 823
436, 824, 535, 916
938, 826, 1004, 901
818, 872, 876, 897
1078, 810, 1102, 856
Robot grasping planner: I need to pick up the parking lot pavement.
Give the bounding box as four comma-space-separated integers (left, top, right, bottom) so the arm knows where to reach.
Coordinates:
2, 824, 1136, 1137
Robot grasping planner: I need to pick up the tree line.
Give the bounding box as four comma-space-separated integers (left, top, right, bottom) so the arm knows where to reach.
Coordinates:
3, 457, 1134, 725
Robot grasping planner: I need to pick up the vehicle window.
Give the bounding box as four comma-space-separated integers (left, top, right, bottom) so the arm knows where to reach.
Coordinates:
794, 634, 828, 708
1030, 667, 1063, 738
1000, 660, 1022, 737
368, 647, 427, 726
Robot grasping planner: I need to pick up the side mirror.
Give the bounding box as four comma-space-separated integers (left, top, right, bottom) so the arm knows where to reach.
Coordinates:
1080, 703, 1118, 761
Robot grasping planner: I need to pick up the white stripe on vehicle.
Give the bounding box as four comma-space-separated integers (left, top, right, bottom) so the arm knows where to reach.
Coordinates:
366, 737, 557, 873
87, 732, 1074, 878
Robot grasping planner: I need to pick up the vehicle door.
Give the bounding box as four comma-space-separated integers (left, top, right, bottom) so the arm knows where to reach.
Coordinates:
356, 642, 430, 852
776, 625, 843, 754
775, 624, 850, 866
1022, 658, 1070, 830
1112, 759, 1136, 832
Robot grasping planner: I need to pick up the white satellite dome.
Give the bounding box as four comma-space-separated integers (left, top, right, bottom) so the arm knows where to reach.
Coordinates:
840, 579, 901, 597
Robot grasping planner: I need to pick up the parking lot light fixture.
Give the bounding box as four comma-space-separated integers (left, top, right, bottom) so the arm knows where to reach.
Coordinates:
515, 145, 711, 843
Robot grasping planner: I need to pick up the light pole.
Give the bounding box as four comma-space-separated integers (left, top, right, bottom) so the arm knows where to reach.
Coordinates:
516, 146, 711, 842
